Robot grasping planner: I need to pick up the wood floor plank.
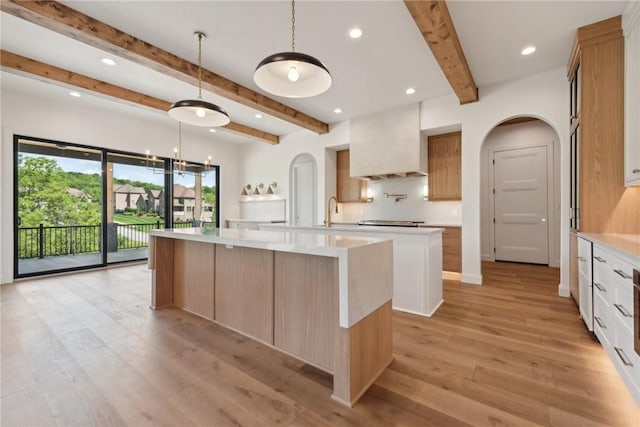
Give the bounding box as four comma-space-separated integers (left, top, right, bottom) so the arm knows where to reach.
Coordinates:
0, 385, 57, 427
2, 261, 637, 426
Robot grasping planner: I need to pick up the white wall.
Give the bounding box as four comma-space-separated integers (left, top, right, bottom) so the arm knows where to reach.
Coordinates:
480, 120, 561, 268
420, 67, 569, 289
237, 66, 570, 293
237, 120, 350, 224
0, 84, 242, 283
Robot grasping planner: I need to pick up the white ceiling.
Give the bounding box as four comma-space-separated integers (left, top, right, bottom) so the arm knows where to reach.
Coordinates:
0, 0, 630, 143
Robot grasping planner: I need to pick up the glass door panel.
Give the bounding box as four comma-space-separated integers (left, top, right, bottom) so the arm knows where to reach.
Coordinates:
106, 152, 168, 264
15, 138, 103, 277
172, 164, 219, 228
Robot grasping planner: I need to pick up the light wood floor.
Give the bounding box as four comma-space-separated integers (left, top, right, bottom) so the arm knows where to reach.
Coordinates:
2, 261, 639, 426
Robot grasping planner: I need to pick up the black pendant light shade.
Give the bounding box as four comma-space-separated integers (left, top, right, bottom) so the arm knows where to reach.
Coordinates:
168, 99, 230, 127
254, 51, 332, 98
168, 31, 230, 127
254, 0, 331, 98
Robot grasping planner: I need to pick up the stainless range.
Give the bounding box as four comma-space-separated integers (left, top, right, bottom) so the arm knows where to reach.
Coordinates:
357, 220, 425, 227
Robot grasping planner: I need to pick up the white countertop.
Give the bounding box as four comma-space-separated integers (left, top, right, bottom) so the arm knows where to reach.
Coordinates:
578, 232, 640, 266
150, 226, 390, 258
259, 223, 443, 235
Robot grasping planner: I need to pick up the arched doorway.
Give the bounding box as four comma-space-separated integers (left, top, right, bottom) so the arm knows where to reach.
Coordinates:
480, 116, 562, 267
289, 153, 317, 226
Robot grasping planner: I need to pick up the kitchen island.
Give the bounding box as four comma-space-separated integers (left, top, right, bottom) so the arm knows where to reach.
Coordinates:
260, 224, 444, 317
148, 226, 393, 406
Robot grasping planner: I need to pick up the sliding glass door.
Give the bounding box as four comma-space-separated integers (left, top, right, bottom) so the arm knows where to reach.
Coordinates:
105, 152, 169, 264
15, 138, 103, 276
14, 135, 219, 278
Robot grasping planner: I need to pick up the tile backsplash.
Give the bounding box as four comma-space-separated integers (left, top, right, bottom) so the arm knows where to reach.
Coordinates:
333, 176, 462, 225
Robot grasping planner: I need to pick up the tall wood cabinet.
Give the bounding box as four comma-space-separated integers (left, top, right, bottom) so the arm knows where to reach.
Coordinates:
427, 132, 461, 200
567, 16, 639, 303
337, 149, 366, 203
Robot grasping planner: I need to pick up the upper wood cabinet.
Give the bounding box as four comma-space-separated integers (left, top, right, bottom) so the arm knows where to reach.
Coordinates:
623, 3, 640, 186
337, 149, 365, 203
427, 131, 461, 201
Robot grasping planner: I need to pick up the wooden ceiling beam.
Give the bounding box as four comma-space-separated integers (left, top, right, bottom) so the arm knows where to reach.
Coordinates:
1, 0, 329, 134
1, 50, 279, 145
403, 0, 478, 104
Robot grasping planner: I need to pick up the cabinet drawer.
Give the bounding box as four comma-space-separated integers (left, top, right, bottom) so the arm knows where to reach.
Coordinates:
593, 290, 611, 346
592, 246, 612, 305
577, 237, 592, 277
613, 326, 640, 395
610, 256, 635, 334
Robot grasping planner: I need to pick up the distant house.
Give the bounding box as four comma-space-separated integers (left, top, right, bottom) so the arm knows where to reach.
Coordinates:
173, 184, 212, 222
147, 189, 164, 216
67, 188, 92, 202
113, 184, 147, 212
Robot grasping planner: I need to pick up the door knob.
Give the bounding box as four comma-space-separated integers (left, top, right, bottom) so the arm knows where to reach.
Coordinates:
541, 218, 547, 222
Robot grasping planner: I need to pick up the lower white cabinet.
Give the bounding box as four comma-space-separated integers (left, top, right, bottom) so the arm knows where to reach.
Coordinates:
585, 237, 640, 406
578, 237, 593, 331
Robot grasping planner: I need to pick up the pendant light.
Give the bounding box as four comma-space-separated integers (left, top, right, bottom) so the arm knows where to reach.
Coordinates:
168, 31, 230, 127
254, 0, 332, 98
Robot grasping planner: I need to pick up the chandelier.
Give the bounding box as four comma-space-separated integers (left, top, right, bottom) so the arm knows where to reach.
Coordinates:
145, 122, 212, 176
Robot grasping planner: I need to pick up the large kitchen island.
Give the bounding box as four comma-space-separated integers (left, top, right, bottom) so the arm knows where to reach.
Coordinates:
148, 225, 393, 406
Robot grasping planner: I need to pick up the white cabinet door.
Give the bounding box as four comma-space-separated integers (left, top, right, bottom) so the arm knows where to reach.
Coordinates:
624, 3, 640, 186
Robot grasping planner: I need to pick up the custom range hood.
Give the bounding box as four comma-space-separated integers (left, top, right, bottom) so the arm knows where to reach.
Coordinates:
349, 103, 427, 180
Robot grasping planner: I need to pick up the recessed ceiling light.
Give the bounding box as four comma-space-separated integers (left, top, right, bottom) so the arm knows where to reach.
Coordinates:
209, 128, 216, 133
405, 87, 416, 95
69, 91, 81, 97
255, 113, 263, 119
349, 28, 363, 39
521, 46, 536, 56
334, 108, 342, 114
101, 58, 116, 66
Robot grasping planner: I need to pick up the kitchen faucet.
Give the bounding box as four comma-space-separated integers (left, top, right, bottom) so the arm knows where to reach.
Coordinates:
324, 196, 339, 227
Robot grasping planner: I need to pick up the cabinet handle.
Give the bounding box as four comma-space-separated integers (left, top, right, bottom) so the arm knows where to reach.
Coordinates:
613, 303, 633, 318
578, 256, 586, 262
594, 316, 606, 328
593, 256, 606, 263
613, 269, 632, 280
614, 347, 634, 367
594, 282, 606, 292
633, 168, 640, 174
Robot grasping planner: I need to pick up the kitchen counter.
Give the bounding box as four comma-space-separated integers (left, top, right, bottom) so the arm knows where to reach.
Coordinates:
259, 223, 444, 317
578, 232, 640, 265
150, 226, 390, 262
148, 226, 393, 406
262, 223, 444, 235
225, 218, 285, 223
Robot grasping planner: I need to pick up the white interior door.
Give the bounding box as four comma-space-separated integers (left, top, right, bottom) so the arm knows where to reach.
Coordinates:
293, 161, 313, 226
494, 146, 549, 264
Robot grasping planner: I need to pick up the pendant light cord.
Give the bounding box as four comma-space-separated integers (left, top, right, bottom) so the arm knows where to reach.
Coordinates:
291, 0, 296, 52
196, 32, 204, 100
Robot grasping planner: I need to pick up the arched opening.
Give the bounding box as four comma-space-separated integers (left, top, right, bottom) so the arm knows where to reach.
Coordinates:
289, 153, 317, 226
479, 115, 562, 269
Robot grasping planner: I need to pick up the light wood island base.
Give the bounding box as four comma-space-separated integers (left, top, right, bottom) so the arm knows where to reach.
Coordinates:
148, 228, 394, 406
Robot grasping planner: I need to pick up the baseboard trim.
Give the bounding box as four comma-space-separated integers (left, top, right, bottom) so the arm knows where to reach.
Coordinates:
461, 273, 482, 285
558, 282, 570, 298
